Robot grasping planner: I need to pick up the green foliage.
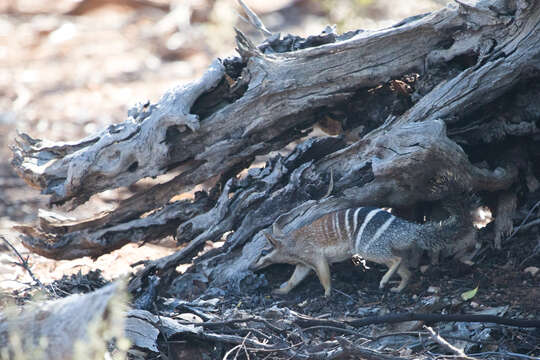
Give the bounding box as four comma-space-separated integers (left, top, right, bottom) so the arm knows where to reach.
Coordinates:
460, 286, 478, 301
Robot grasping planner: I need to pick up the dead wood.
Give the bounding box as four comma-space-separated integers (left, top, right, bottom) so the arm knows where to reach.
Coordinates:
0, 235, 46, 292
14, 191, 212, 259
336, 337, 406, 360
9, 0, 540, 305
507, 199, 540, 243
124, 309, 412, 359
423, 325, 473, 360
292, 312, 540, 328
125, 309, 202, 352
0, 282, 126, 360
121, 305, 539, 359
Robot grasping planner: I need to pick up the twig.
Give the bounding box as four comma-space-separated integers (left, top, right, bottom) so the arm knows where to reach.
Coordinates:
174, 317, 252, 327
227, 331, 250, 360
333, 287, 357, 303
230, 327, 272, 340
424, 325, 475, 360
236, 0, 272, 37
0, 235, 48, 294
257, 317, 286, 334
302, 325, 362, 336
518, 217, 540, 232
199, 332, 276, 350
366, 331, 498, 346
323, 168, 334, 198
336, 337, 407, 360
223, 344, 242, 360
175, 303, 213, 321
506, 200, 540, 243
176, 315, 285, 333
344, 313, 540, 328
153, 303, 172, 358
520, 237, 540, 266
293, 312, 540, 328
234, 27, 259, 58
244, 341, 304, 353
241, 332, 251, 360
467, 351, 540, 359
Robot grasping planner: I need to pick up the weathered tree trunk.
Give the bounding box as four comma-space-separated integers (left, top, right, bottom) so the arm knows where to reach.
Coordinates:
11, 0, 540, 296
0, 283, 126, 360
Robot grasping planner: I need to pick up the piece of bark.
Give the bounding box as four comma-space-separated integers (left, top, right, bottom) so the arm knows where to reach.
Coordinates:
13, 1, 538, 208
194, 120, 516, 288
130, 136, 346, 290
8, 1, 538, 286
12, 59, 225, 207
125, 309, 202, 353
0, 282, 125, 360
13, 192, 212, 259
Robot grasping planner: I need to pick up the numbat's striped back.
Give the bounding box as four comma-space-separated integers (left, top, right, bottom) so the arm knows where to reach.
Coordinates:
251, 196, 475, 296
333, 207, 411, 257
347, 208, 395, 253
309, 205, 467, 257
306, 206, 440, 259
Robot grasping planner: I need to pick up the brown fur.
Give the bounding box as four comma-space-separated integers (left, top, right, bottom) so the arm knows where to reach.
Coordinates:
251, 213, 352, 297
250, 201, 474, 297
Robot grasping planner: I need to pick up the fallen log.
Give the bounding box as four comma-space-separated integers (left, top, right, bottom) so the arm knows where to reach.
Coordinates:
0, 282, 127, 360
10, 0, 540, 295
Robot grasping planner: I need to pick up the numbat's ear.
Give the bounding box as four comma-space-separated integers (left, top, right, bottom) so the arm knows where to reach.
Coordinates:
263, 231, 281, 248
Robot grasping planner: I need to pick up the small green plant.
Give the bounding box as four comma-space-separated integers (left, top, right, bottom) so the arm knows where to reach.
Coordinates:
460, 286, 479, 301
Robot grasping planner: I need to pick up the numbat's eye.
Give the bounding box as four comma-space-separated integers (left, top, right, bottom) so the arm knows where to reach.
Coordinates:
261, 249, 271, 256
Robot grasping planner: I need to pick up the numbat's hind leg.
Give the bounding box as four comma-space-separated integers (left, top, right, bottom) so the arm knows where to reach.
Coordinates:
379, 257, 402, 289
390, 264, 411, 292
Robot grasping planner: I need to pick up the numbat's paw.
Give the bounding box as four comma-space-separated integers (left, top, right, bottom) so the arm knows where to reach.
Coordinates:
272, 287, 289, 295
390, 284, 406, 293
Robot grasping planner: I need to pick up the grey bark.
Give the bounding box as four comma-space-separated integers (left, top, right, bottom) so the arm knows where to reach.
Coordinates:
10, 0, 540, 292
0, 283, 124, 360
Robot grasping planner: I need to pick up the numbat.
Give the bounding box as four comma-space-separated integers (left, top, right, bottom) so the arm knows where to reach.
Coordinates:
250, 198, 474, 297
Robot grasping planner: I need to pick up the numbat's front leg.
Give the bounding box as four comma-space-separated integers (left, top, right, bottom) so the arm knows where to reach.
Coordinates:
314, 258, 332, 297
272, 264, 311, 295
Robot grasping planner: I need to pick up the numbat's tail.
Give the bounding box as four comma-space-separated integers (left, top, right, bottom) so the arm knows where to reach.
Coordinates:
415, 193, 477, 250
